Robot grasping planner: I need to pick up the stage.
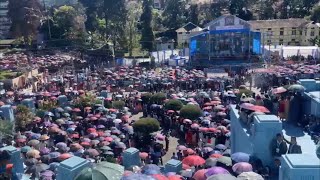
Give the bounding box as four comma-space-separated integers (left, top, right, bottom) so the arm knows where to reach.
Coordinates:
189, 15, 262, 67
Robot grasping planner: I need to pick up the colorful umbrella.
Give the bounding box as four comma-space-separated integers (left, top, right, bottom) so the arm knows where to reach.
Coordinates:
142, 164, 161, 175
232, 162, 253, 175
139, 152, 149, 159
192, 169, 207, 180
182, 155, 205, 166
205, 167, 230, 177
237, 172, 264, 180
231, 152, 250, 163
206, 174, 237, 180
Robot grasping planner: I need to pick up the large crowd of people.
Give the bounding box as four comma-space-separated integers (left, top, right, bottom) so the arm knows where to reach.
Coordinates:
0, 53, 319, 180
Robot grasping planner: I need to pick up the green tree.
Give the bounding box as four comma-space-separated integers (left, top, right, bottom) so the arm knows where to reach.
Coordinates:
103, 0, 127, 51
229, 0, 246, 16
311, 6, 320, 23
79, 0, 101, 32
133, 118, 160, 134
112, 101, 125, 110
0, 121, 14, 140
180, 105, 202, 120
126, 1, 142, 56
8, 0, 42, 44
188, 4, 199, 25
141, 93, 153, 104
15, 105, 34, 130
140, 0, 154, 51
165, 99, 183, 111
259, 0, 274, 20
151, 93, 166, 104
53, 5, 86, 40
162, 0, 187, 30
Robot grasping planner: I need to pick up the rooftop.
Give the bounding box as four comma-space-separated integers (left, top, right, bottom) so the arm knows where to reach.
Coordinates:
248, 18, 309, 29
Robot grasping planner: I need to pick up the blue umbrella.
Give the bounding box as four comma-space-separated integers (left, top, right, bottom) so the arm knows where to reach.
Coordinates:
142, 164, 161, 175
56, 107, 64, 112
231, 152, 250, 163
215, 144, 227, 151
49, 152, 61, 159
64, 106, 72, 111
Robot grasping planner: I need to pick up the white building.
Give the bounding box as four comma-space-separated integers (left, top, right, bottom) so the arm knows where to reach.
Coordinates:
155, 37, 174, 51
176, 22, 203, 47
0, 0, 10, 39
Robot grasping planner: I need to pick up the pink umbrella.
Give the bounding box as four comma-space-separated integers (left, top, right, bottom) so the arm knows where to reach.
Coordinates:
176, 145, 187, 151
191, 123, 200, 129
232, 162, 253, 175
156, 134, 165, 141
192, 169, 207, 180
239, 103, 254, 110
272, 87, 287, 94
139, 152, 149, 159
183, 119, 192, 124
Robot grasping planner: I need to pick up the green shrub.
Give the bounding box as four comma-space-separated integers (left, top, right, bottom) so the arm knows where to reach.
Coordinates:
164, 99, 183, 111
133, 118, 160, 134
151, 93, 166, 104
236, 89, 254, 99
180, 104, 202, 120
15, 105, 34, 129
112, 101, 125, 110
141, 93, 152, 104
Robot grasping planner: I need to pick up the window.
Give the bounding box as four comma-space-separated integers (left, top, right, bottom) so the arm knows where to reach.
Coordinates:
291, 39, 295, 42
280, 28, 284, 30
292, 30, 296, 35
267, 40, 271, 44
256, 29, 260, 31
178, 32, 182, 34
186, 32, 190, 34
300, 31, 302, 35
311, 31, 315, 36
280, 31, 284, 35
168, 45, 171, 49
279, 39, 283, 45
268, 28, 272, 31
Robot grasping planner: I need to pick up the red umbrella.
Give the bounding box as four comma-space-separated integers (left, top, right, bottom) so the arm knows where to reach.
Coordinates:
80, 142, 90, 147
153, 174, 168, 180
58, 153, 72, 161
105, 137, 113, 142
203, 106, 212, 110
210, 154, 223, 158
182, 164, 191, 170
239, 103, 254, 110
6, 91, 14, 96
87, 128, 96, 133
121, 115, 130, 122
139, 152, 149, 159
90, 116, 98, 121
185, 148, 195, 155
250, 105, 270, 113
199, 127, 209, 132
182, 155, 205, 166
168, 175, 183, 180
208, 128, 217, 133
109, 108, 117, 112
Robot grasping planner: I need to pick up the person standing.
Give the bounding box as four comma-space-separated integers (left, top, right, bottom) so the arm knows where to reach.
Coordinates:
165, 135, 169, 152
285, 137, 302, 154
271, 133, 288, 158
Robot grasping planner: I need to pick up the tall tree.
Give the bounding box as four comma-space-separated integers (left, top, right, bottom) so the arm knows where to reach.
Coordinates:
188, 4, 199, 25
126, 1, 142, 56
8, 0, 42, 44
53, 5, 86, 40
210, 0, 229, 20
79, 0, 101, 32
311, 6, 320, 23
140, 0, 154, 51
259, 0, 274, 20
229, 0, 246, 15
103, 0, 127, 51
162, 0, 187, 30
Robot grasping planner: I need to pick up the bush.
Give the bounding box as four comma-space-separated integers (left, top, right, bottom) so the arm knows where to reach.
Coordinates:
164, 99, 183, 111
180, 105, 202, 120
151, 93, 166, 104
112, 101, 125, 110
236, 89, 254, 99
141, 93, 152, 104
133, 118, 160, 134
15, 105, 34, 129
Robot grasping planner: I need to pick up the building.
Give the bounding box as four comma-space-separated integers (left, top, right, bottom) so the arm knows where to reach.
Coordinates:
189, 15, 261, 67
155, 37, 175, 51
249, 19, 320, 46
0, 0, 10, 39
176, 22, 203, 47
